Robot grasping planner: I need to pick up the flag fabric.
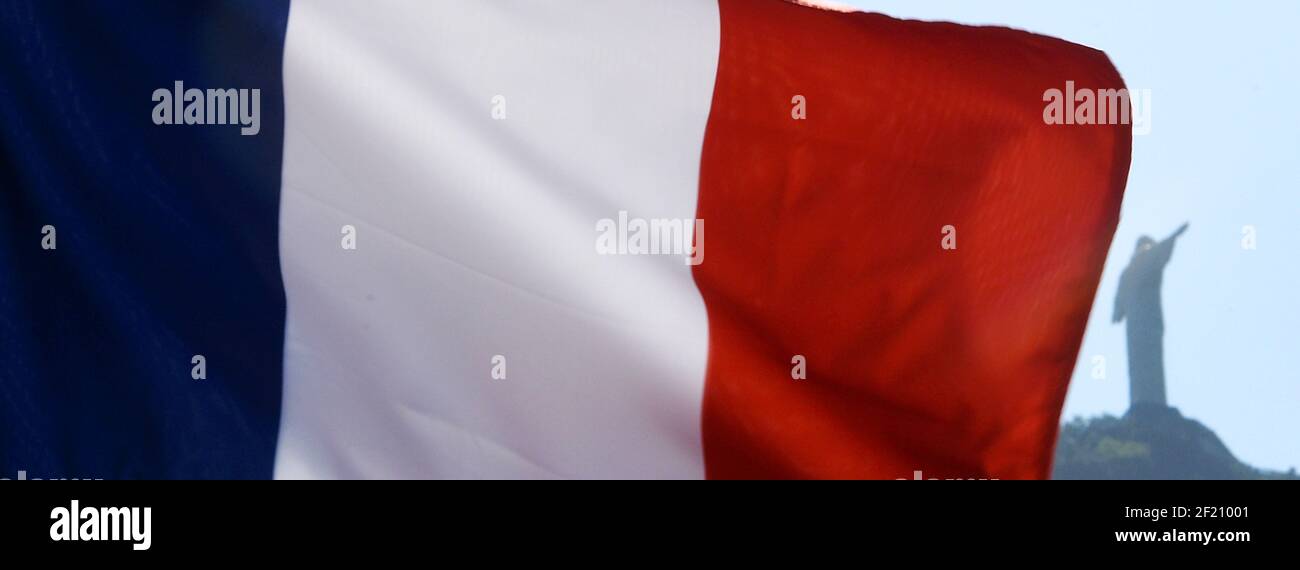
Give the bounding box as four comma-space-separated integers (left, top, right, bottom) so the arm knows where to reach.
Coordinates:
0, 0, 1131, 479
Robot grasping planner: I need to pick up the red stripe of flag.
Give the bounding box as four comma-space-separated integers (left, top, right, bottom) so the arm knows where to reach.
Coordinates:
695, 0, 1132, 479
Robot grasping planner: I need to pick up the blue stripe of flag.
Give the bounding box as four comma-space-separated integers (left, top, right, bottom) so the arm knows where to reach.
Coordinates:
0, 0, 291, 479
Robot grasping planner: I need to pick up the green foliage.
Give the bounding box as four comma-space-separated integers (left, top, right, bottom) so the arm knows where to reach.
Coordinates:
1052, 404, 1296, 480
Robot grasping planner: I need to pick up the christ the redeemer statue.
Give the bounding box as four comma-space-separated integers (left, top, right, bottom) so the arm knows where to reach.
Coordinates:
1112, 222, 1189, 409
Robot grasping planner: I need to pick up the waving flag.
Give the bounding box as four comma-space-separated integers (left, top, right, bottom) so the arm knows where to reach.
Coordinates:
0, 0, 1130, 479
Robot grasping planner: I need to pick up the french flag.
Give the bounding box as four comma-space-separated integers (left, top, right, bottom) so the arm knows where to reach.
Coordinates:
0, 0, 1130, 479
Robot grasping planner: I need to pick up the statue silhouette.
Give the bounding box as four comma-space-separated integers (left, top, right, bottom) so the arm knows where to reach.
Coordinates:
1113, 222, 1188, 408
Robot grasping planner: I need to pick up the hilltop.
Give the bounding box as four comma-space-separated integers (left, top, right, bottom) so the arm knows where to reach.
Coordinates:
1053, 404, 1297, 480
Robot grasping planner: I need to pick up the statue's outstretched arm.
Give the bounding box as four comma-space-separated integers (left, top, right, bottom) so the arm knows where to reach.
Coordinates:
1168, 222, 1190, 241
1154, 222, 1189, 265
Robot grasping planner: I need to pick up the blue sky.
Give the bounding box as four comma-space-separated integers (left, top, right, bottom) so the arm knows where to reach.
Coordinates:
847, 0, 1300, 471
